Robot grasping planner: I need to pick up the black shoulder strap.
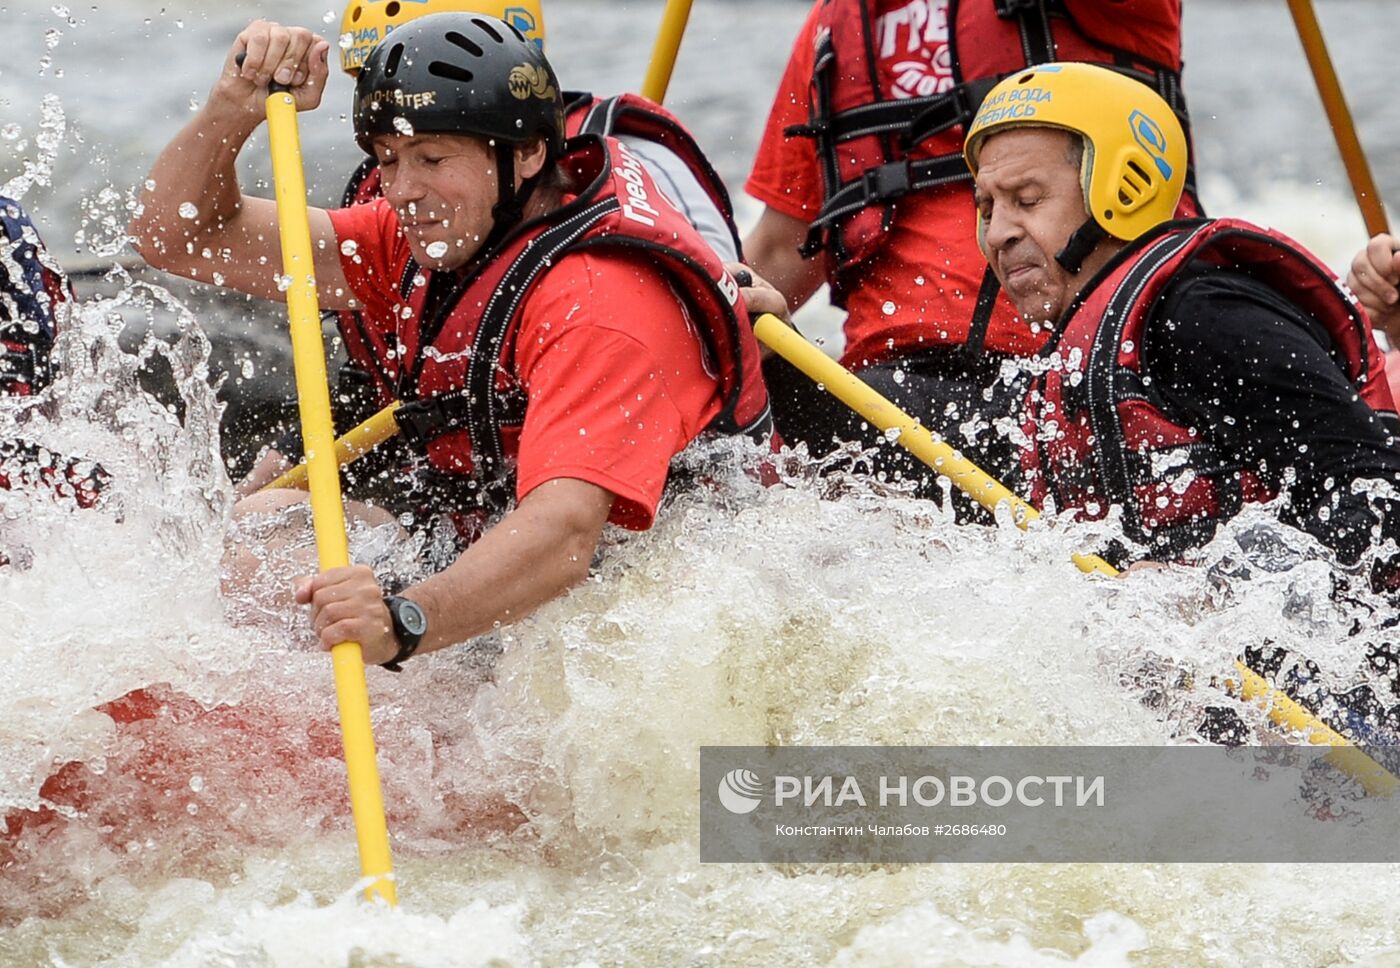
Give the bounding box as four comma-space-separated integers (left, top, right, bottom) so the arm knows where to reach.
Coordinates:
994, 0, 1063, 66
1084, 224, 1203, 538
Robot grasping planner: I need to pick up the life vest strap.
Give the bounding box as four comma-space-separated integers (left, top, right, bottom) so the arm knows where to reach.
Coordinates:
800, 154, 971, 257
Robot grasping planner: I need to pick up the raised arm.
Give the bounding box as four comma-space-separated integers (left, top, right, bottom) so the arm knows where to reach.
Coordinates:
128, 20, 355, 309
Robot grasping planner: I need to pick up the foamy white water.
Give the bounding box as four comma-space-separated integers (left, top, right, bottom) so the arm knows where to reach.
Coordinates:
4, 2, 1400, 966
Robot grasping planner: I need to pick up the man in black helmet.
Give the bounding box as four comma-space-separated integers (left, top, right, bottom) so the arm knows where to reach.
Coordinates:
130, 16, 768, 669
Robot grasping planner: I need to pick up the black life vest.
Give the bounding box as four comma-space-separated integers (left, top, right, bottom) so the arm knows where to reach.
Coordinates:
792, 0, 1197, 295
1021, 218, 1398, 561
349, 134, 770, 514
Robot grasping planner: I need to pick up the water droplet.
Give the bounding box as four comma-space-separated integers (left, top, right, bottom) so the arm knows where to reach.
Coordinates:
44, 28, 62, 50
392, 116, 415, 136
189, 775, 205, 793
178, 202, 199, 220
276, 274, 293, 292
892, 369, 906, 385
1, 124, 20, 141
340, 239, 359, 256
338, 32, 354, 49
425, 240, 448, 259
881, 300, 897, 316
239, 359, 254, 379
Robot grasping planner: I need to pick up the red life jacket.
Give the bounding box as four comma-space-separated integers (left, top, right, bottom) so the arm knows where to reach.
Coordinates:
350, 134, 770, 513
334, 91, 742, 411
1021, 218, 1397, 561
793, 0, 1198, 311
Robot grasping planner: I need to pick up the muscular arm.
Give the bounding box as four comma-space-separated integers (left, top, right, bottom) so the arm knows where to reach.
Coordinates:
128, 21, 355, 309
1147, 267, 1400, 564
742, 206, 827, 312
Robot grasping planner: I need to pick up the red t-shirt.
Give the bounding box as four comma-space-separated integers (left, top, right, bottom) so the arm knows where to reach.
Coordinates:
327, 199, 722, 530
746, 0, 1179, 369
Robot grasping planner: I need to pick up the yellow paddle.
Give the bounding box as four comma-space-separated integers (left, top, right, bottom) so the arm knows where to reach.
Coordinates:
1288, 0, 1388, 236
263, 402, 402, 492
751, 311, 1398, 794
641, 0, 694, 103
257, 66, 397, 903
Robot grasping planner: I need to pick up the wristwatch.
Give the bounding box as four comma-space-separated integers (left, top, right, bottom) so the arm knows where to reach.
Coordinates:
381, 595, 428, 672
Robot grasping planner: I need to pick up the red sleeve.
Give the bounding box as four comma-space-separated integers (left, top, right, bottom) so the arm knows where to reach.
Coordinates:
326, 198, 410, 321
1065, 0, 1182, 68
744, 2, 824, 221
511, 250, 724, 530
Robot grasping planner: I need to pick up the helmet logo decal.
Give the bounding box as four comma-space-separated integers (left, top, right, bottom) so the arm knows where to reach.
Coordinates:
362, 88, 440, 110
970, 84, 1052, 127
1128, 110, 1174, 182
507, 63, 556, 101
502, 7, 542, 48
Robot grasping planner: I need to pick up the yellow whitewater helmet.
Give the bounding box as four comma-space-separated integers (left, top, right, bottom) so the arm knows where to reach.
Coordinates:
339, 0, 546, 75
963, 62, 1186, 246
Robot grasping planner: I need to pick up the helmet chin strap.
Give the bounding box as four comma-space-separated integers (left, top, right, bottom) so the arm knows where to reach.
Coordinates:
1055, 218, 1108, 275
477, 143, 543, 260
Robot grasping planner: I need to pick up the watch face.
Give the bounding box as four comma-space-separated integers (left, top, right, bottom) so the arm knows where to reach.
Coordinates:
397, 599, 428, 637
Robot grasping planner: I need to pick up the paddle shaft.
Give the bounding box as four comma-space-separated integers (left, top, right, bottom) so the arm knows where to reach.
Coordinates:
1287, 0, 1389, 236
263, 402, 402, 493
261, 79, 398, 905
753, 312, 1398, 788
640, 0, 693, 103
752, 314, 1116, 576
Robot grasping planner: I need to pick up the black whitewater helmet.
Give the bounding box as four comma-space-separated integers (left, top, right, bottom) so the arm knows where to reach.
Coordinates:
353, 12, 566, 243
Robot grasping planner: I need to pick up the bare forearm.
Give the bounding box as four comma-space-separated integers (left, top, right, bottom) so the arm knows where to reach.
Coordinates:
742, 206, 828, 311
407, 481, 612, 652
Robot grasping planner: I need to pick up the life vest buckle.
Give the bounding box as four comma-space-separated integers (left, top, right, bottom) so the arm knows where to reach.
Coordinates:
861, 161, 912, 203
394, 393, 470, 449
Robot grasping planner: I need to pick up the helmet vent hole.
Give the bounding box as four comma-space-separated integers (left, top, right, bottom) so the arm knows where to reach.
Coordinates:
384, 43, 404, 78
1126, 160, 1153, 187
429, 60, 475, 83
506, 23, 527, 42
445, 30, 484, 57
472, 17, 505, 43
350, 4, 362, 23
384, 1, 400, 16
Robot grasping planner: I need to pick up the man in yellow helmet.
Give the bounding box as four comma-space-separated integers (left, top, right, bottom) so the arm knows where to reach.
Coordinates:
742, 0, 1201, 501
961, 63, 1400, 570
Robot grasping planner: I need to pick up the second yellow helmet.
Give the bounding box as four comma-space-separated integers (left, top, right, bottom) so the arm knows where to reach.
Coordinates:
339, 0, 546, 75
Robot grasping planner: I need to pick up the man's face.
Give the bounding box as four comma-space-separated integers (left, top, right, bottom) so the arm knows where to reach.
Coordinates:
972, 127, 1111, 325
372, 131, 501, 272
